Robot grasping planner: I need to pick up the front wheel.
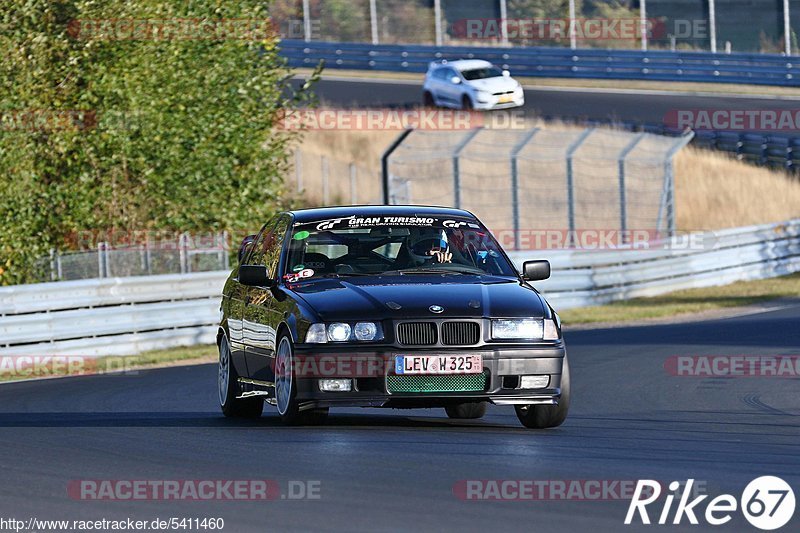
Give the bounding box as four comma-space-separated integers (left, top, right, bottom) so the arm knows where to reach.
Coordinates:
219, 338, 263, 418
461, 94, 474, 110
274, 333, 329, 425
515, 355, 570, 429
423, 91, 435, 107
445, 401, 487, 419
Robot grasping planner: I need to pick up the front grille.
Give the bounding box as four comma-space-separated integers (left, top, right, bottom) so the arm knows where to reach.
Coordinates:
397, 322, 437, 346
387, 371, 489, 393
441, 321, 480, 345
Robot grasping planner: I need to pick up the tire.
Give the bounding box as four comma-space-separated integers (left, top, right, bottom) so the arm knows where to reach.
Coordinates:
461, 94, 473, 110
423, 91, 435, 107
445, 401, 487, 419
274, 332, 329, 426
219, 337, 264, 418
515, 355, 570, 429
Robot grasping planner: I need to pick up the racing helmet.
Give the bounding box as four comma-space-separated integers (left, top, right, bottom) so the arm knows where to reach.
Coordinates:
407, 229, 449, 265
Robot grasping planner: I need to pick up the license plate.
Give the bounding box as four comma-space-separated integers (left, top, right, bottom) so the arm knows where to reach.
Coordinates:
394, 355, 482, 375
498, 95, 513, 103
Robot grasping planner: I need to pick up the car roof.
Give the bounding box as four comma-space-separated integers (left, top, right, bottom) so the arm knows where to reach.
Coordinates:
437, 59, 493, 71
288, 205, 477, 223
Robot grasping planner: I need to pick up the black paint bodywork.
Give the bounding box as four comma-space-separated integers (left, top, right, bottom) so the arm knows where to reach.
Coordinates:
218, 205, 566, 409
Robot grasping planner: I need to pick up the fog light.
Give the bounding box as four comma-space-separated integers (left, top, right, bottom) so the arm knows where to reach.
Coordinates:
319, 379, 352, 392
520, 375, 549, 389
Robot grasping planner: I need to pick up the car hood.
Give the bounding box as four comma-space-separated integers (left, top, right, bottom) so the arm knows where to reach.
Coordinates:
287, 276, 546, 321
466, 76, 519, 93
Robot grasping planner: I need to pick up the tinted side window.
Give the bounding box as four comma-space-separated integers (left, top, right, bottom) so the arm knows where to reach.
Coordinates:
247, 219, 277, 267
264, 216, 290, 276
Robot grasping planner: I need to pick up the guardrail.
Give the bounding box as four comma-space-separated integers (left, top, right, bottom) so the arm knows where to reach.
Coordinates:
509, 219, 800, 309
0, 271, 229, 356
2, 219, 798, 356
280, 39, 800, 87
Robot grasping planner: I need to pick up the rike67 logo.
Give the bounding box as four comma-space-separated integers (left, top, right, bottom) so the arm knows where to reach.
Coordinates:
625, 477, 795, 530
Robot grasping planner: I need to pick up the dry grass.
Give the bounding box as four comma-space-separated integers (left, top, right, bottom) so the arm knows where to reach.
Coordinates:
292, 124, 800, 230
561, 272, 800, 324
675, 147, 800, 229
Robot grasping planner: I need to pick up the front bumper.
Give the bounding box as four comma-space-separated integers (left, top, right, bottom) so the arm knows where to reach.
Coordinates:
291, 344, 565, 409
473, 93, 525, 110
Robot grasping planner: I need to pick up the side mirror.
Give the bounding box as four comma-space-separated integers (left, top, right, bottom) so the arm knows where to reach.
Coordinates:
502, 69, 511, 77
238, 234, 256, 263
239, 264, 273, 287
522, 260, 550, 281
450, 76, 462, 84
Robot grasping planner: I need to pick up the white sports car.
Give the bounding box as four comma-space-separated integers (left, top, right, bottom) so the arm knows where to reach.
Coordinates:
422, 59, 525, 110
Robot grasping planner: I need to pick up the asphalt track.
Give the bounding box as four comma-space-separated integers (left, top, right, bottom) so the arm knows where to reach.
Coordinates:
1, 301, 798, 532
295, 77, 800, 125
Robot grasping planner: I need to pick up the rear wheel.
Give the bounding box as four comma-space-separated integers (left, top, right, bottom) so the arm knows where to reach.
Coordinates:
515, 355, 570, 429
219, 338, 263, 418
274, 333, 329, 426
445, 401, 487, 419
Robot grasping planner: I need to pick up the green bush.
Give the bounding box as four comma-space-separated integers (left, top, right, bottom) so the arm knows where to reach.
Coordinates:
0, 0, 318, 285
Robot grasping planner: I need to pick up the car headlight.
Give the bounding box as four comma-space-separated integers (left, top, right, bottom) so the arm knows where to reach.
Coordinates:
305, 323, 327, 343
327, 322, 352, 342
354, 321, 378, 341
492, 319, 543, 340
543, 319, 560, 340
476, 90, 491, 101
305, 322, 383, 343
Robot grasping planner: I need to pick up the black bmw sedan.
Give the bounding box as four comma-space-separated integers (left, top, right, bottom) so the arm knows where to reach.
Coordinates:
217, 205, 569, 429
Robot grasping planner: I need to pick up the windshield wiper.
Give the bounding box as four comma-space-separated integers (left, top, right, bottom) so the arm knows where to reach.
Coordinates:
380, 267, 484, 276
320, 272, 374, 278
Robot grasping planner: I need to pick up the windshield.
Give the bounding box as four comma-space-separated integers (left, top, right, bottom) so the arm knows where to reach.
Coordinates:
283, 215, 517, 281
461, 66, 503, 80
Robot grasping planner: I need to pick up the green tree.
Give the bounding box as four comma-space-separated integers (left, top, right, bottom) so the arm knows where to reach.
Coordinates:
0, 0, 318, 284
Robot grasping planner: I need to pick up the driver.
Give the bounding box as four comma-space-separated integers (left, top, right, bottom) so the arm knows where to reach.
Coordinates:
408, 229, 453, 265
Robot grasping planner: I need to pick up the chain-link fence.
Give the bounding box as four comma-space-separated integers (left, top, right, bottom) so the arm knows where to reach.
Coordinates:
293, 150, 383, 206
384, 126, 693, 249
270, 0, 798, 54
39, 233, 230, 282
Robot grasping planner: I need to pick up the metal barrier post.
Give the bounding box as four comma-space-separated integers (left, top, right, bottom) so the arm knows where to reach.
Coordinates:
565, 128, 594, 244
618, 133, 646, 241
302, 0, 311, 42
321, 156, 329, 205
657, 131, 695, 236
295, 150, 303, 192
510, 128, 540, 250
179, 233, 188, 274
349, 163, 357, 204
452, 128, 482, 208
382, 128, 413, 204
49, 249, 56, 281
